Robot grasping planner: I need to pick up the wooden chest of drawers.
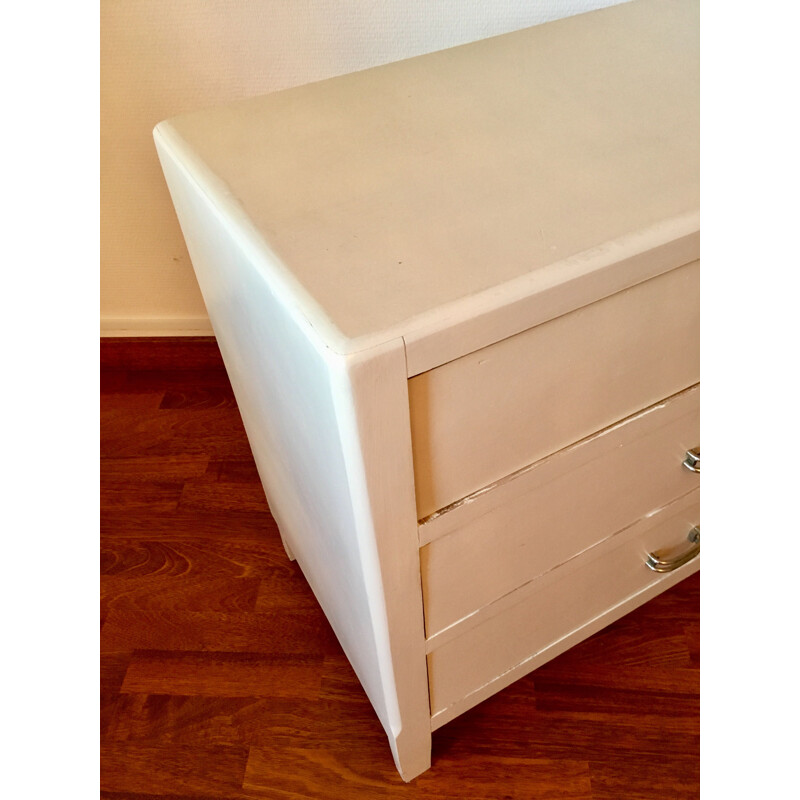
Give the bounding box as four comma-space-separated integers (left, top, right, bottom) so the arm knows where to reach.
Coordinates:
154, 0, 699, 780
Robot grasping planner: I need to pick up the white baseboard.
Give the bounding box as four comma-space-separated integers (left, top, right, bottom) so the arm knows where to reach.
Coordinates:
100, 317, 215, 337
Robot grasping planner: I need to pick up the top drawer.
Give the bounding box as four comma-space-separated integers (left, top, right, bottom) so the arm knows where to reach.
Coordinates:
409, 260, 700, 518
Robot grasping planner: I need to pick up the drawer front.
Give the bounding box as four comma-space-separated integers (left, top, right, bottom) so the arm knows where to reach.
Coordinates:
427, 490, 700, 716
421, 385, 699, 639
409, 260, 699, 518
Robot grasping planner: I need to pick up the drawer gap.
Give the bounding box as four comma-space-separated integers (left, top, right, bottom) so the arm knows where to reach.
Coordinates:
418, 383, 699, 541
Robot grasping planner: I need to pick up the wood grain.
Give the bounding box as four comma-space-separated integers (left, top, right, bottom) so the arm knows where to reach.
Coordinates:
100, 338, 699, 798
103, 693, 321, 749
100, 743, 250, 797
101, 337, 223, 369
121, 651, 324, 698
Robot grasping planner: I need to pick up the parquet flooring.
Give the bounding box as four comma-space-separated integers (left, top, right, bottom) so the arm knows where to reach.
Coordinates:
100, 338, 699, 799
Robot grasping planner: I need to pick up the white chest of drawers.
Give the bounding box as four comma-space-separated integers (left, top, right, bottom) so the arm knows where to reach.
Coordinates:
154, 0, 699, 780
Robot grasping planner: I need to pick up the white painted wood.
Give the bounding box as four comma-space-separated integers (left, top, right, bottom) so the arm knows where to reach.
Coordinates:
429, 496, 699, 729
159, 0, 698, 368
420, 386, 699, 640
332, 342, 432, 780
427, 490, 700, 717
419, 385, 700, 546
403, 224, 699, 377
410, 261, 700, 517
277, 530, 295, 562
102, 0, 632, 336
423, 485, 695, 657
154, 132, 431, 781
152, 0, 699, 779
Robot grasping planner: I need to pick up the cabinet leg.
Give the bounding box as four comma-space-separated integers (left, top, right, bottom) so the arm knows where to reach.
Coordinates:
278, 530, 295, 562
266, 497, 296, 561
388, 727, 432, 782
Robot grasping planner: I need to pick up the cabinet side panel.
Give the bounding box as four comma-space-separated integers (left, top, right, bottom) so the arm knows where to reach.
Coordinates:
154, 130, 395, 732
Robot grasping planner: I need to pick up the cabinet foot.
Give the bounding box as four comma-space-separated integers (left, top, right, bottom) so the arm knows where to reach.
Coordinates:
278, 530, 295, 561
388, 728, 432, 782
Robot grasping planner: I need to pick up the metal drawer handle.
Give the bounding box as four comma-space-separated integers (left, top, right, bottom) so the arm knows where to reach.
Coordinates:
646, 526, 700, 573
682, 447, 700, 473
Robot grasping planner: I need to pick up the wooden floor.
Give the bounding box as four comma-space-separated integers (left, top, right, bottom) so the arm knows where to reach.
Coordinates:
100, 338, 700, 800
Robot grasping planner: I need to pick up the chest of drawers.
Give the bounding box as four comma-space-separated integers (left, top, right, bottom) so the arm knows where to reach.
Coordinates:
154, 0, 699, 780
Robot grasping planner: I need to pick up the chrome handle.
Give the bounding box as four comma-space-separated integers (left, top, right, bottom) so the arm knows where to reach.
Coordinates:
646, 526, 700, 573
682, 447, 700, 473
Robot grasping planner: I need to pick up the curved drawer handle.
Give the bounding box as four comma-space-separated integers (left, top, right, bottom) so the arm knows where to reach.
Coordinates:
682, 447, 700, 473
646, 526, 700, 573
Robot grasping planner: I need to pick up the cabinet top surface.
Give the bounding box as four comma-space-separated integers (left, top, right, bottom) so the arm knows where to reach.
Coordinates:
158, 0, 698, 352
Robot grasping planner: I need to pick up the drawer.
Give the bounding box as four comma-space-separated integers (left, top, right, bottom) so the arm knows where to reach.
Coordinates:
427, 490, 700, 717
420, 385, 699, 639
409, 260, 700, 518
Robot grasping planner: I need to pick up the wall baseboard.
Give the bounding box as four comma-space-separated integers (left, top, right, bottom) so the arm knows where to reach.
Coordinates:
100, 317, 214, 337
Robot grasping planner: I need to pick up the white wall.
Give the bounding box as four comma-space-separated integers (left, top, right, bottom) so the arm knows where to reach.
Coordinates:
100, 0, 628, 336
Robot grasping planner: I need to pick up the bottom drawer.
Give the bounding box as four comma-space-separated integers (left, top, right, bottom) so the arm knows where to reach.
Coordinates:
427, 490, 700, 718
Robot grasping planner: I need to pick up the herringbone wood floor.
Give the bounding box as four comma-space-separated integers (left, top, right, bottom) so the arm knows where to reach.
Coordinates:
100, 338, 699, 799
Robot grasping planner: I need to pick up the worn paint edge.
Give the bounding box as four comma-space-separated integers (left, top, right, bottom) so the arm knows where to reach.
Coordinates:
424, 486, 700, 652
418, 385, 698, 540
429, 545, 700, 726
